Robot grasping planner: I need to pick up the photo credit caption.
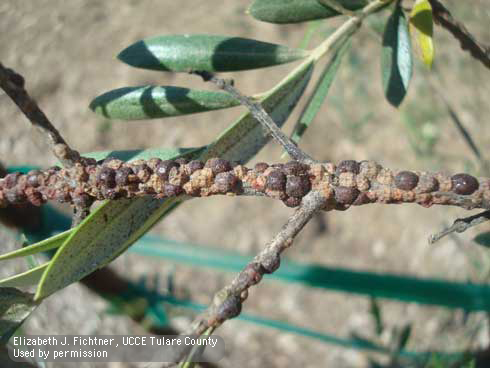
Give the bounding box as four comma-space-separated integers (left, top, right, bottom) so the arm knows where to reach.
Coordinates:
8, 335, 225, 363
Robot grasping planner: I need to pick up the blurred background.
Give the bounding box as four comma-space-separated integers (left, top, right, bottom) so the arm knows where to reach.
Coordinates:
1, 1, 490, 367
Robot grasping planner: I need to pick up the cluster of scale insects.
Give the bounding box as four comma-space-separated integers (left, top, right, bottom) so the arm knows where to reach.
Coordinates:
0, 156, 485, 210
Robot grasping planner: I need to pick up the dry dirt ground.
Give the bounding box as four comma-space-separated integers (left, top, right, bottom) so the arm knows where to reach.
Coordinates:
1, 1, 490, 367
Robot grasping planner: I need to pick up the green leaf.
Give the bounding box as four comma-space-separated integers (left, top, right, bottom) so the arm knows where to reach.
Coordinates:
409, 0, 434, 68
118, 34, 309, 72
35, 61, 313, 301
0, 230, 69, 261
381, 3, 413, 107
290, 38, 351, 144
474, 232, 490, 248
248, 0, 367, 24
82, 147, 206, 163
0, 288, 38, 344
89, 86, 240, 120
0, 263, 49, 288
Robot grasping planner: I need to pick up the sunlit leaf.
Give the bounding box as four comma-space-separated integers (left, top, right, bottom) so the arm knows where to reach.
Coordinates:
118, 34, 308, 72
381, 4, 413, 107
35, 61, 313, 300
248, 0, 367, 24
83, 147, 206, 163
89, 86, 240, 120
409, 0, 434, 68
0, 288, 38, 344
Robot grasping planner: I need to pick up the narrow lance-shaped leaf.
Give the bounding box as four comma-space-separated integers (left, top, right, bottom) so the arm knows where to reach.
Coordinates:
248, 0, 367, 24
290, 38, 351, 144
381, 3, 413, 107
0, 263, 49, 288
409, 0, 434, 68
0, 230, 69, 261
118, 34, 309, 72
0, 288, 38, 344
89, 86, 240, 120
35, 61, 314, 300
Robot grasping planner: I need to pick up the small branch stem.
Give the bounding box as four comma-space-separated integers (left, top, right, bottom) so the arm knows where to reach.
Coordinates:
428, 0, 490, 69
193, 71, 316, 164
429, 210, 490, 244
0, 62, 81, 167
185, 190, 326, 335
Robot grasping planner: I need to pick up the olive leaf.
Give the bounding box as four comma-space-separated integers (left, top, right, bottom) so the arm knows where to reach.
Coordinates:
0, 288, 38, 344
118, 34, 309, 72
248, 0, 367, 24
35, 60, 314, 300
89, 86, 240, 120
409, 0, 434, 68
290, 38, 351, 144
0, 230, 69, 261
381, 3, 413, 107
0, 264, 49, 288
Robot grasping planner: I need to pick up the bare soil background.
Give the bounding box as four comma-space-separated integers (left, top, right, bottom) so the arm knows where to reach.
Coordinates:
1, 1, 490, 367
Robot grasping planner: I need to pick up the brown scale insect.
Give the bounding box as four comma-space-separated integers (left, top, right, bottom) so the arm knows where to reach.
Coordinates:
285, 176, 310, 198
2, 173, 21, 189
415, 174, 439, 193
335, 186, 360, 205
146, 158, 163, 170
283, 161, 309, 176
394, 171, 419, 191
96, 167, 116, 189
254, 162, 269, 173
135, 164, 152, 183
336, 160, 359, 175
261, 253, 281, 274
156, 160, 179, 180
186, 160, 205, 174
359, 160, 379, 179
175, 157, 188, 166
163, 184, 183, 197
216, 295, 242, 321
73, 193, 92, 208
451, 173, 479, 195
266, 170, 287, 191
205, 158, 232, 174
26, 170, 41, 187
115, 167, 133, 186
214, 172, 238, 193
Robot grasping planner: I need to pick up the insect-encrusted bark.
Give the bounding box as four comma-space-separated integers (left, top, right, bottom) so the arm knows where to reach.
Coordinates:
1, 158, 490, 211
